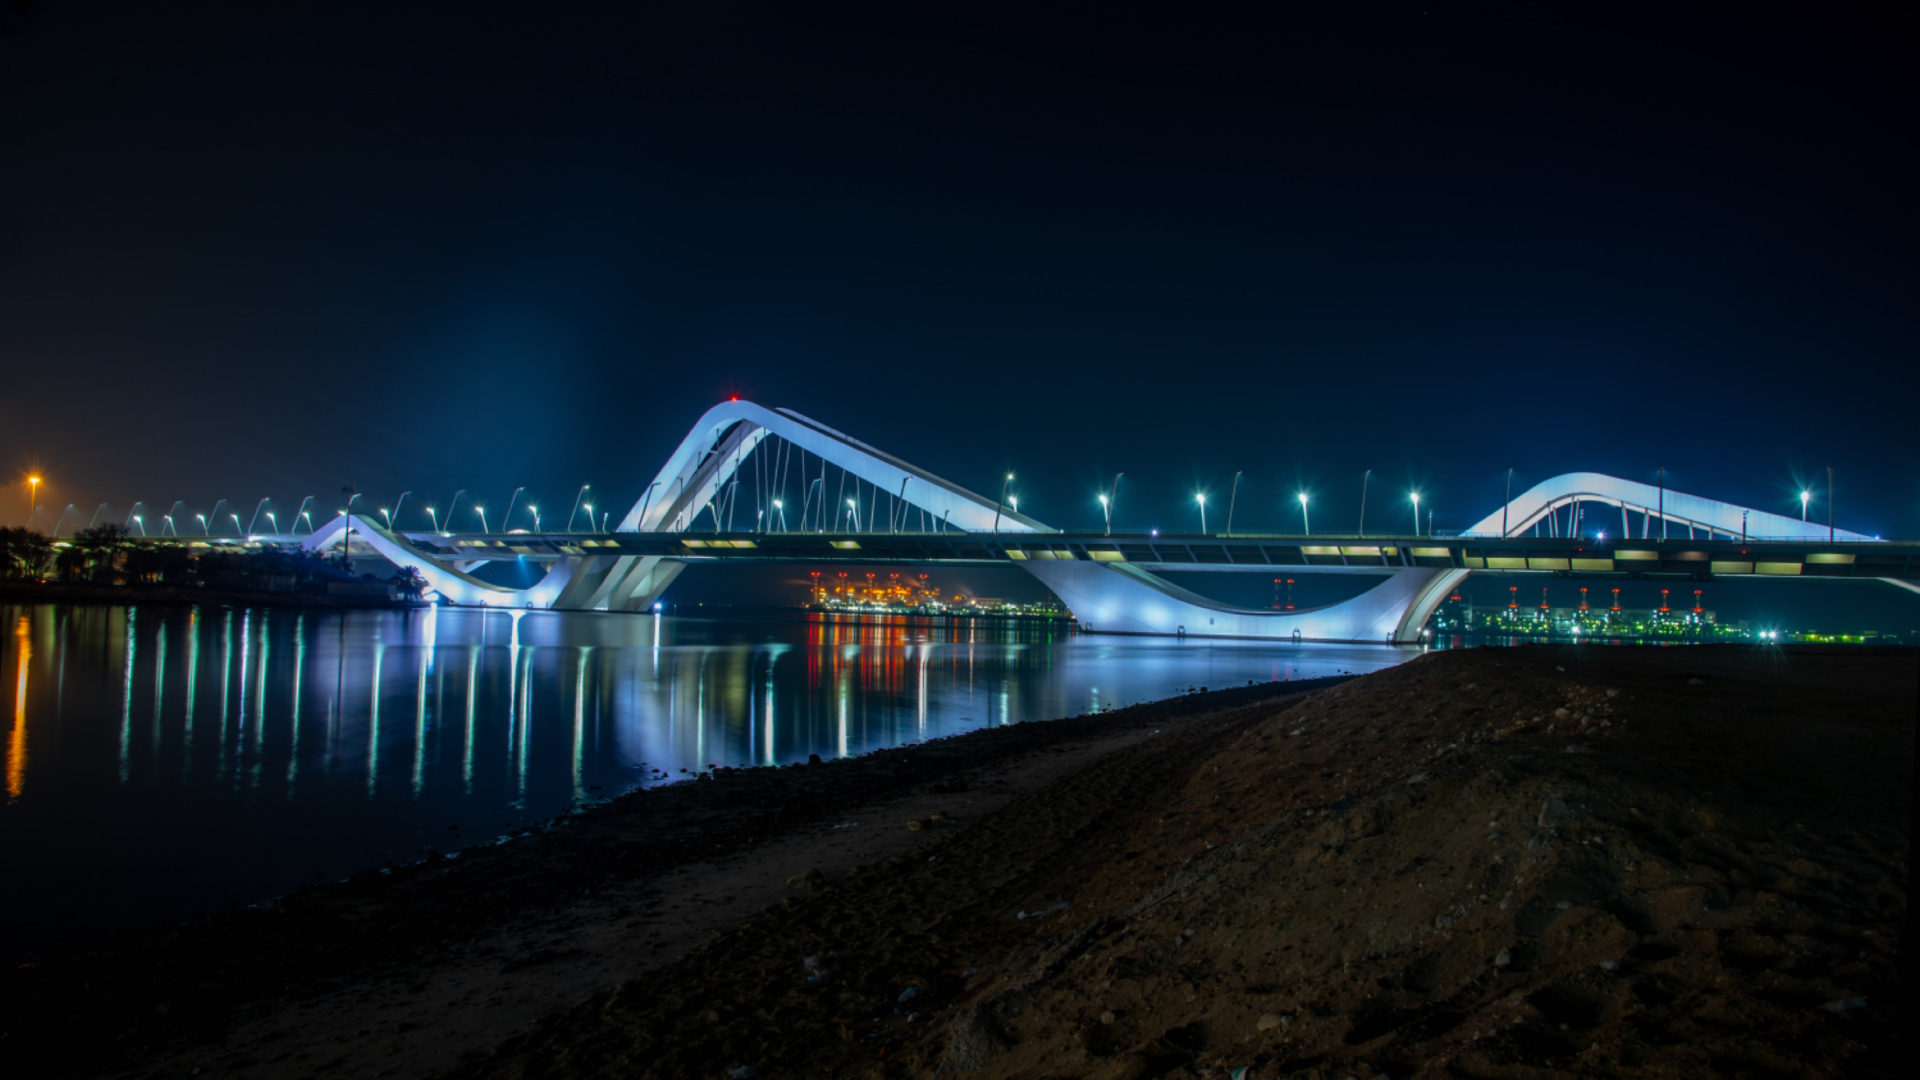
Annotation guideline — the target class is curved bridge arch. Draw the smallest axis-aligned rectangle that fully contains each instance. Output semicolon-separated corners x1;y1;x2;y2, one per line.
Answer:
1461;472;1872;542
617;400;1051;535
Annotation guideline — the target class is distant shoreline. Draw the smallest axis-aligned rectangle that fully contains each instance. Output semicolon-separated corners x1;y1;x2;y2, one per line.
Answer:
0;582;423;610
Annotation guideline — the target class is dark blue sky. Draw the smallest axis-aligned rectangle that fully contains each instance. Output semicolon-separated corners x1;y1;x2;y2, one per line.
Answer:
2;3;1915;539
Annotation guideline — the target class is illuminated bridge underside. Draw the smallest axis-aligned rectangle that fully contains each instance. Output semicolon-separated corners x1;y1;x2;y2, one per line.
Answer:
287;401;1904;638
1022;560;1463;644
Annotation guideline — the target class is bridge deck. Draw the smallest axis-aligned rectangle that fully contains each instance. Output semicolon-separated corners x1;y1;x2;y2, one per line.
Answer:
131;531;1919;581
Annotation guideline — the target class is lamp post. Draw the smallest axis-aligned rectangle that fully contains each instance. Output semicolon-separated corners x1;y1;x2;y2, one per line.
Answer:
1800;489;1810;522
846;497;859;532
1195;493;1207;534
1827;466;1834;542
1657;466;1666;540
1297;492;1310;536
87;503;107;530
1503;468;1513;536
379;508;392;530
993;473;1012;534
392;491;411;531
1410;492;1421;537
501;487;525;534
209;499;228;535
1109;473;1123;535
195;513;208;535
26;476;40;529
529;505;540;532
164;515;176;536
446;490;467;531
773;498;785;532
426;507;439;533
474;506;488;533
300;511;312;533
246;498;269;535
1226;472;1242;537
230;512;242;536
566;486;589;532
132;516;145;536
1358;469;1370;537
1098;494;1110;535
291;497;312;535
265;512;276;534
342;487;362;568
583;503;594;532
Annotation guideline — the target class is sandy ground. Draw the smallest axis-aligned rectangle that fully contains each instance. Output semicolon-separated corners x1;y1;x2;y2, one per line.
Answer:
434;645;1912;1080
4;676;1340;1079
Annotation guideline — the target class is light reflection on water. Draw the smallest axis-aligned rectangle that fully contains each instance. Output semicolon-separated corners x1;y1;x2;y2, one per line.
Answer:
0;603;1412;958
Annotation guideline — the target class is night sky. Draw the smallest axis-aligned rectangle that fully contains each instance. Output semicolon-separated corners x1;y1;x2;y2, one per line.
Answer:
3;4;1916;550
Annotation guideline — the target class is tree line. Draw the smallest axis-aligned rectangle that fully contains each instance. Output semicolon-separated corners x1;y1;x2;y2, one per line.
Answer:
0;525;425;598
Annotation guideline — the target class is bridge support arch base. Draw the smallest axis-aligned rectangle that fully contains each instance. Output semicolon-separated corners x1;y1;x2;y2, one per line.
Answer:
1017;561;1444;644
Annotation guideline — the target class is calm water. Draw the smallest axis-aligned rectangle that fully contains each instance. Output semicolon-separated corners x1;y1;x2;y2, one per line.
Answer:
0;603;1411;959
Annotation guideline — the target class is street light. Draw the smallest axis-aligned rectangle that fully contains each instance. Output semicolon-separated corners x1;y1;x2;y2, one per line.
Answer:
425;506;438;532
772;498;785;532
132;515;145;536
1195;493;1207;534
164;515;176;536
528;505;540;532
1297;492;1310;536
847;497;859;531
230;512;242;536
1226;471;1242;537
502;487;526;532
392;491;412;530
380;507;392;529
195;513;208;535
1800;490;1810;522
475;506;488;533
567;485;590;532
993;473;1013;534
1410;492;1421;537
265;512;276;534
1098;494;1110;535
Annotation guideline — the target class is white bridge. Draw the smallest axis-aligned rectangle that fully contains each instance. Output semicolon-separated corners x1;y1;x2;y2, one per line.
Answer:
295;400;1906;642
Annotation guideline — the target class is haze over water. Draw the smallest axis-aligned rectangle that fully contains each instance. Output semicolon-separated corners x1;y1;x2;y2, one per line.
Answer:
0;603;1412;959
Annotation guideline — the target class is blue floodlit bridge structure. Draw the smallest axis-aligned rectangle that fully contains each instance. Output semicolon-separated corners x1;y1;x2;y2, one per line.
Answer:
153;400;1920;642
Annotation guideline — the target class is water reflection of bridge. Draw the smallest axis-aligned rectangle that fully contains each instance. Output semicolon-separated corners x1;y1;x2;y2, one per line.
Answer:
135;399;1919;641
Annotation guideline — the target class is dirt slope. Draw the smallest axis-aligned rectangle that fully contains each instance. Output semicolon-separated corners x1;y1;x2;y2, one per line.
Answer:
450;646;1911;1080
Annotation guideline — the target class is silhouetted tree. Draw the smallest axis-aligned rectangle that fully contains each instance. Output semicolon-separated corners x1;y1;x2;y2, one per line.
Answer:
70;524;132;584
390;565;428;600
0;526;54;581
